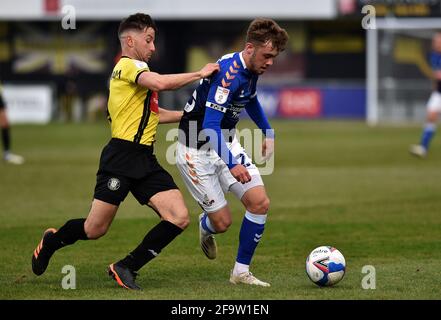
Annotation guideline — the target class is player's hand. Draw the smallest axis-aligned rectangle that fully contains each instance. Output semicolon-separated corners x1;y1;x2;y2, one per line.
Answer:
262;138;274;161
230;164;251;184
199;63;220;78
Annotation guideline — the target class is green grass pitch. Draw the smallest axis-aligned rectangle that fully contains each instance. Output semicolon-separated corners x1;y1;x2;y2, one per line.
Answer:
0;120;440;299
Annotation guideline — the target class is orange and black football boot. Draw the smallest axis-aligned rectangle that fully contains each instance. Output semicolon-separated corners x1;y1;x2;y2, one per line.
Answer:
108;261;142;290
31;228;57;276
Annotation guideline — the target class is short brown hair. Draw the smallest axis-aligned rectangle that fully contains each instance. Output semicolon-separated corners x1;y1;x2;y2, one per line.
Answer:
118;13;157;37
246;18;289;52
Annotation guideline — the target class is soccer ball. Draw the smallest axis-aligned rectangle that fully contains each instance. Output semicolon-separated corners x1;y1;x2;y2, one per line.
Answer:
306;246;346;287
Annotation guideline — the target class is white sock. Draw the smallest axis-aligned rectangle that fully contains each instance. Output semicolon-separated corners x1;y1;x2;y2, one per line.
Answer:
233;261;249;276
200;212;216;234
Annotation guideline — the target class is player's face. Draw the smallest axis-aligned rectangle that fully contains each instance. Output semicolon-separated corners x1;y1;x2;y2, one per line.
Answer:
133;27;156;62
248;41;279;75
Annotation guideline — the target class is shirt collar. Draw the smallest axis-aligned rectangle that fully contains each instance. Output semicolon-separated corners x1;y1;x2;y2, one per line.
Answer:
239;51;247;69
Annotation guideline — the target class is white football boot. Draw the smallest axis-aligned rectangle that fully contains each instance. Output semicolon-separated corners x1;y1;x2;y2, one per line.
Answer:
409;145;427;158
229;270;271;287
3;152;25;165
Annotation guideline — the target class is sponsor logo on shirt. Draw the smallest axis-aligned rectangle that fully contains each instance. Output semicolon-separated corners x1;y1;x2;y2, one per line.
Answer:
215;86;230;104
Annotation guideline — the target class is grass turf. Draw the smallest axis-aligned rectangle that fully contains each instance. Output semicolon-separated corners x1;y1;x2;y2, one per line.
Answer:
0;120;440;299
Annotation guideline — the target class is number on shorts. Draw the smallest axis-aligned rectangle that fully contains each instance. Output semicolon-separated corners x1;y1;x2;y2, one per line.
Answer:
237;152;251;167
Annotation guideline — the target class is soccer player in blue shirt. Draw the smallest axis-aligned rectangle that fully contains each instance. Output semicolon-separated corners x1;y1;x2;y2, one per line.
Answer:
410;32;441;158
177;18;288;286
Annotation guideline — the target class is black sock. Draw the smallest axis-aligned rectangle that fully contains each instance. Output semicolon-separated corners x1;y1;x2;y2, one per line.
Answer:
1;127;10;152
119;220;183;271
45;218;89;252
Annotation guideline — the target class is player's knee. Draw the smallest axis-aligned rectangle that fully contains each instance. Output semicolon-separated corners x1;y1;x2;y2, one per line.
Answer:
212;216;232;233
176;215;190;230
84;222;108;240
85;229;106;240
428;111;439;122
246;196;270;214
168;208;190;230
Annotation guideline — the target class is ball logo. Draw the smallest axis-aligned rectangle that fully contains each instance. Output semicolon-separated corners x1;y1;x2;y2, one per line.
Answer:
107;178;120;191
306;246;346;287
313;248;329;254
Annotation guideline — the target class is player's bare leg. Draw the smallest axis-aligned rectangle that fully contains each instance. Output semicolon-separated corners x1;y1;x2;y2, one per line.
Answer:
148;189;190;229
84;200;119;239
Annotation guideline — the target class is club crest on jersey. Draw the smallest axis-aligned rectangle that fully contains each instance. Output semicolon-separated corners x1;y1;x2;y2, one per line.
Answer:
107;178;120;191
134;60;148;70
202;194;215;207
215;86;230;105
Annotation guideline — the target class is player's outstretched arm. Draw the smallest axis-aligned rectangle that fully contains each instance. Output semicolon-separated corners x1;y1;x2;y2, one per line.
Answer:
158;107;183;124
137;63;219;91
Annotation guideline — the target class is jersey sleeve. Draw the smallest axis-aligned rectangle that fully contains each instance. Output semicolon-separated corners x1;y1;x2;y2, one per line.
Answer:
202;107;239;169
245;97;274;139
202;64;242;169
122;59;150;84
430;52;441;71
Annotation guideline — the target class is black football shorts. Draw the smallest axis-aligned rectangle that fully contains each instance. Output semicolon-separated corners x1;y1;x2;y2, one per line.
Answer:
93;138;178;206
94;168;178;206
0;93;5;110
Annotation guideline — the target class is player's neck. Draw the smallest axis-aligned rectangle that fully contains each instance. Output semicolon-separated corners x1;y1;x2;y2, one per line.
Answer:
120;49;143;62
121;50;135;60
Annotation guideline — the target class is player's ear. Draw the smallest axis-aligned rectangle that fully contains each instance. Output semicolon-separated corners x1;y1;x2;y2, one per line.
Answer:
126;35;134;48
244;42;255;55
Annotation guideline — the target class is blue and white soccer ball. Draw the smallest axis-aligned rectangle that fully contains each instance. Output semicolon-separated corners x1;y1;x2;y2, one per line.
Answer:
306;246;346;287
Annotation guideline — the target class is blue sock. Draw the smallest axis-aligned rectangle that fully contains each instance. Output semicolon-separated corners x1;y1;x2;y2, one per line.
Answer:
420;123;436;150
200;212;216;234
236;211;267;265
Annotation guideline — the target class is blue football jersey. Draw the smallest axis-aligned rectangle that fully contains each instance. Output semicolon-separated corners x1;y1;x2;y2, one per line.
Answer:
430;51;441;70
179;52;258;148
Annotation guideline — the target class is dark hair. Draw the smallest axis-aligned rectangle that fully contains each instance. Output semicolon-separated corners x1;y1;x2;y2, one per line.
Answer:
246;18;289;52
118;13;157;37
